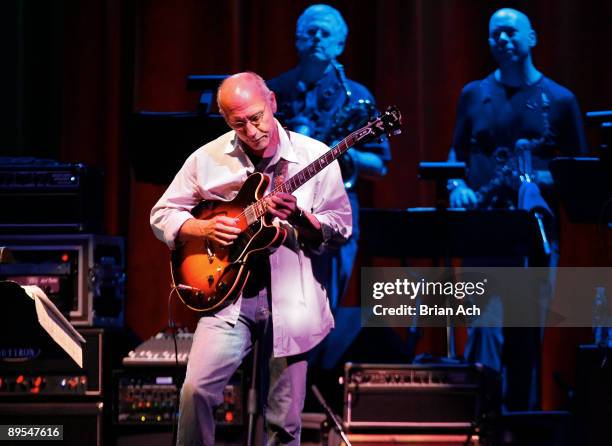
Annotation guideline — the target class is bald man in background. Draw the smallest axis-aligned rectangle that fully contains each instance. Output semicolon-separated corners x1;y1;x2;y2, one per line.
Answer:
448;8;586;410
151;72;351;445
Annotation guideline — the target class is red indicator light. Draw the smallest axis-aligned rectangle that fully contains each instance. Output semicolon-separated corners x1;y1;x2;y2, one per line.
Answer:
61;253;69;262
225;411;234;423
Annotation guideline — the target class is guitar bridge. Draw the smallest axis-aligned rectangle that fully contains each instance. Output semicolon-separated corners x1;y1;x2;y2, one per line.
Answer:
205;240;215;263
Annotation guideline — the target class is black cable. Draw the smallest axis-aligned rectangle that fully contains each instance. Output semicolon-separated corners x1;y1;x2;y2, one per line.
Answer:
595;198;612;369
597;197;612;262
463;424;475;446
167;286;181;446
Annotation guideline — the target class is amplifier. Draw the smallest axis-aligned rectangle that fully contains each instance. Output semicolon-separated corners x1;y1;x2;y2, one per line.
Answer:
340;433;479;445
343;363;500;433
113;367;244;426
0;329;104;398
123;331;193;366
0;161;104;233
0;234;125;326
0;402;103;446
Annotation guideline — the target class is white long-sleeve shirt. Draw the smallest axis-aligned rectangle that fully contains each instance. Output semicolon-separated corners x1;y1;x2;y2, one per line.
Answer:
150;120;352;357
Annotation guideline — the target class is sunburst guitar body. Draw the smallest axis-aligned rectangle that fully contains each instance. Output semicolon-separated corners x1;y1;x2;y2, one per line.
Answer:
171;173;286;312
170;106;402;312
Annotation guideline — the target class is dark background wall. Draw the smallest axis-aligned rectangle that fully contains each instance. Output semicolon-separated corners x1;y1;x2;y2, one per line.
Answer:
3;0;611;409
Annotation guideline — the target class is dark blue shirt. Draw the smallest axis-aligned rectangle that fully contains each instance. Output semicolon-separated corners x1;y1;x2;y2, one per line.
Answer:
452;73;586;192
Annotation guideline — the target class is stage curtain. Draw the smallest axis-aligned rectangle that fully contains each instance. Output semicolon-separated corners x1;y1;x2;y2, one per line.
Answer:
57;0;612;409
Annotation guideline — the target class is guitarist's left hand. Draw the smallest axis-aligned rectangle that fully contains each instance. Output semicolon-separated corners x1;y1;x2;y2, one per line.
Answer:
265;193;323;244
265;193;299;221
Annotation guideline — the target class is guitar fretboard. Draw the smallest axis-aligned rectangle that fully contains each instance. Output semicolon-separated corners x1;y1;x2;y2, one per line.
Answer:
244;130;366;221
241;105;400;224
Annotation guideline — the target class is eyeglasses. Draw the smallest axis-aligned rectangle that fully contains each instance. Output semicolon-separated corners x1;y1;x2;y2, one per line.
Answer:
229;103;267;132
298;26;332;40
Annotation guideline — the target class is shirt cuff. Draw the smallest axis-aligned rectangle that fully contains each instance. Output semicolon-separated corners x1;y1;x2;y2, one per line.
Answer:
163;211;194;250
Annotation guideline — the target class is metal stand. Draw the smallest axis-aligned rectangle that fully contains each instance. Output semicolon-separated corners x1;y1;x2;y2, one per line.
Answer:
360;207;540;361
419;162;466;358
246;338;259;446
311;385;352;446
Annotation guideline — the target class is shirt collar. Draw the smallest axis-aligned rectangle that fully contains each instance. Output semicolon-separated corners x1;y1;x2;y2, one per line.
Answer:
223;119;299;165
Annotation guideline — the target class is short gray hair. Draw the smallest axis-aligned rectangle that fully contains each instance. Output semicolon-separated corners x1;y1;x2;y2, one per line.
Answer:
296;4;348;42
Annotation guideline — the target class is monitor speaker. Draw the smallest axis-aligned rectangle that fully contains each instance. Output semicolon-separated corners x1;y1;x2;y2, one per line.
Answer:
0;402;102;445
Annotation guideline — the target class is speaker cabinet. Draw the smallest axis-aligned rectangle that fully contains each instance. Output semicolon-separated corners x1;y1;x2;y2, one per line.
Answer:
341;433;479;445
0;402;102;445
0;234;125;327
575;345;612;446
343;363;500;432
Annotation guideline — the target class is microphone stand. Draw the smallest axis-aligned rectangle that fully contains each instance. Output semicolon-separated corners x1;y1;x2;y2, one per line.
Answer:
311;385;352;446
517;140;552;257
246;338;259;446
247;305;270;446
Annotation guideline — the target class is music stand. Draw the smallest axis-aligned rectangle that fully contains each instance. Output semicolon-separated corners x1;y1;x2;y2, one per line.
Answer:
586;110;612;151
186;74;229;115
360;208;537;260
127;111;228;184
359;207;539;358
0;281;85;366
418;161;466;208
550;157;612;224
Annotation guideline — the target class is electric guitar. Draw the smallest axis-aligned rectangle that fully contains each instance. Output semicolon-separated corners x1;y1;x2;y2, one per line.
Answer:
171;106;402;312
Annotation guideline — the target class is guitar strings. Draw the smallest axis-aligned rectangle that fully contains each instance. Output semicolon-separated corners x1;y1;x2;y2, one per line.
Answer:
231;104;400;222
233;130;362;222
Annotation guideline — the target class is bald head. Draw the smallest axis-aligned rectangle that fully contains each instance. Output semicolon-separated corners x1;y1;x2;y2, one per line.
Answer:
217;72;272;116
489;8;532;31
488;8;537;66
216;72;279;154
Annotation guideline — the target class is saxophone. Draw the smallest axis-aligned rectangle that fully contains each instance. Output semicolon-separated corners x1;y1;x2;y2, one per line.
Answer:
284;61;378;190
328;62;377;189
476;90;554;209
475;140;536;209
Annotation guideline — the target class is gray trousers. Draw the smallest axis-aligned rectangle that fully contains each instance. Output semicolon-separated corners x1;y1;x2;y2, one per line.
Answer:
176;292;308;446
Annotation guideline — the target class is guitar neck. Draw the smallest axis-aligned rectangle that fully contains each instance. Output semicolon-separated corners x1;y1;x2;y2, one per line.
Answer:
244;133;358;221
244;105;400;221
275;132;359;195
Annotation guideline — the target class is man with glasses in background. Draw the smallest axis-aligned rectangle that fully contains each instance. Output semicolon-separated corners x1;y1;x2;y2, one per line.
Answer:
268;4;391;368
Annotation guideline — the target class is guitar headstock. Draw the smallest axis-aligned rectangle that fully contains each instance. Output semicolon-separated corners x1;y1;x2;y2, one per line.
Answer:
353;106;402;143
375;106;402;138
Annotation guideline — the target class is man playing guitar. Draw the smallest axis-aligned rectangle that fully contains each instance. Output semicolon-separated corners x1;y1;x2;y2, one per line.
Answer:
150;72;352;445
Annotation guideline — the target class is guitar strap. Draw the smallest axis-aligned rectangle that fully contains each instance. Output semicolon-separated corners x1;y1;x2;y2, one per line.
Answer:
244;133;289;298
272;128;292;190
273;158;289;190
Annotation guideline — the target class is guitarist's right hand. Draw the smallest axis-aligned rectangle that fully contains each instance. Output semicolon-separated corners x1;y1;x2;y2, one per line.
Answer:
178;216;241;246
